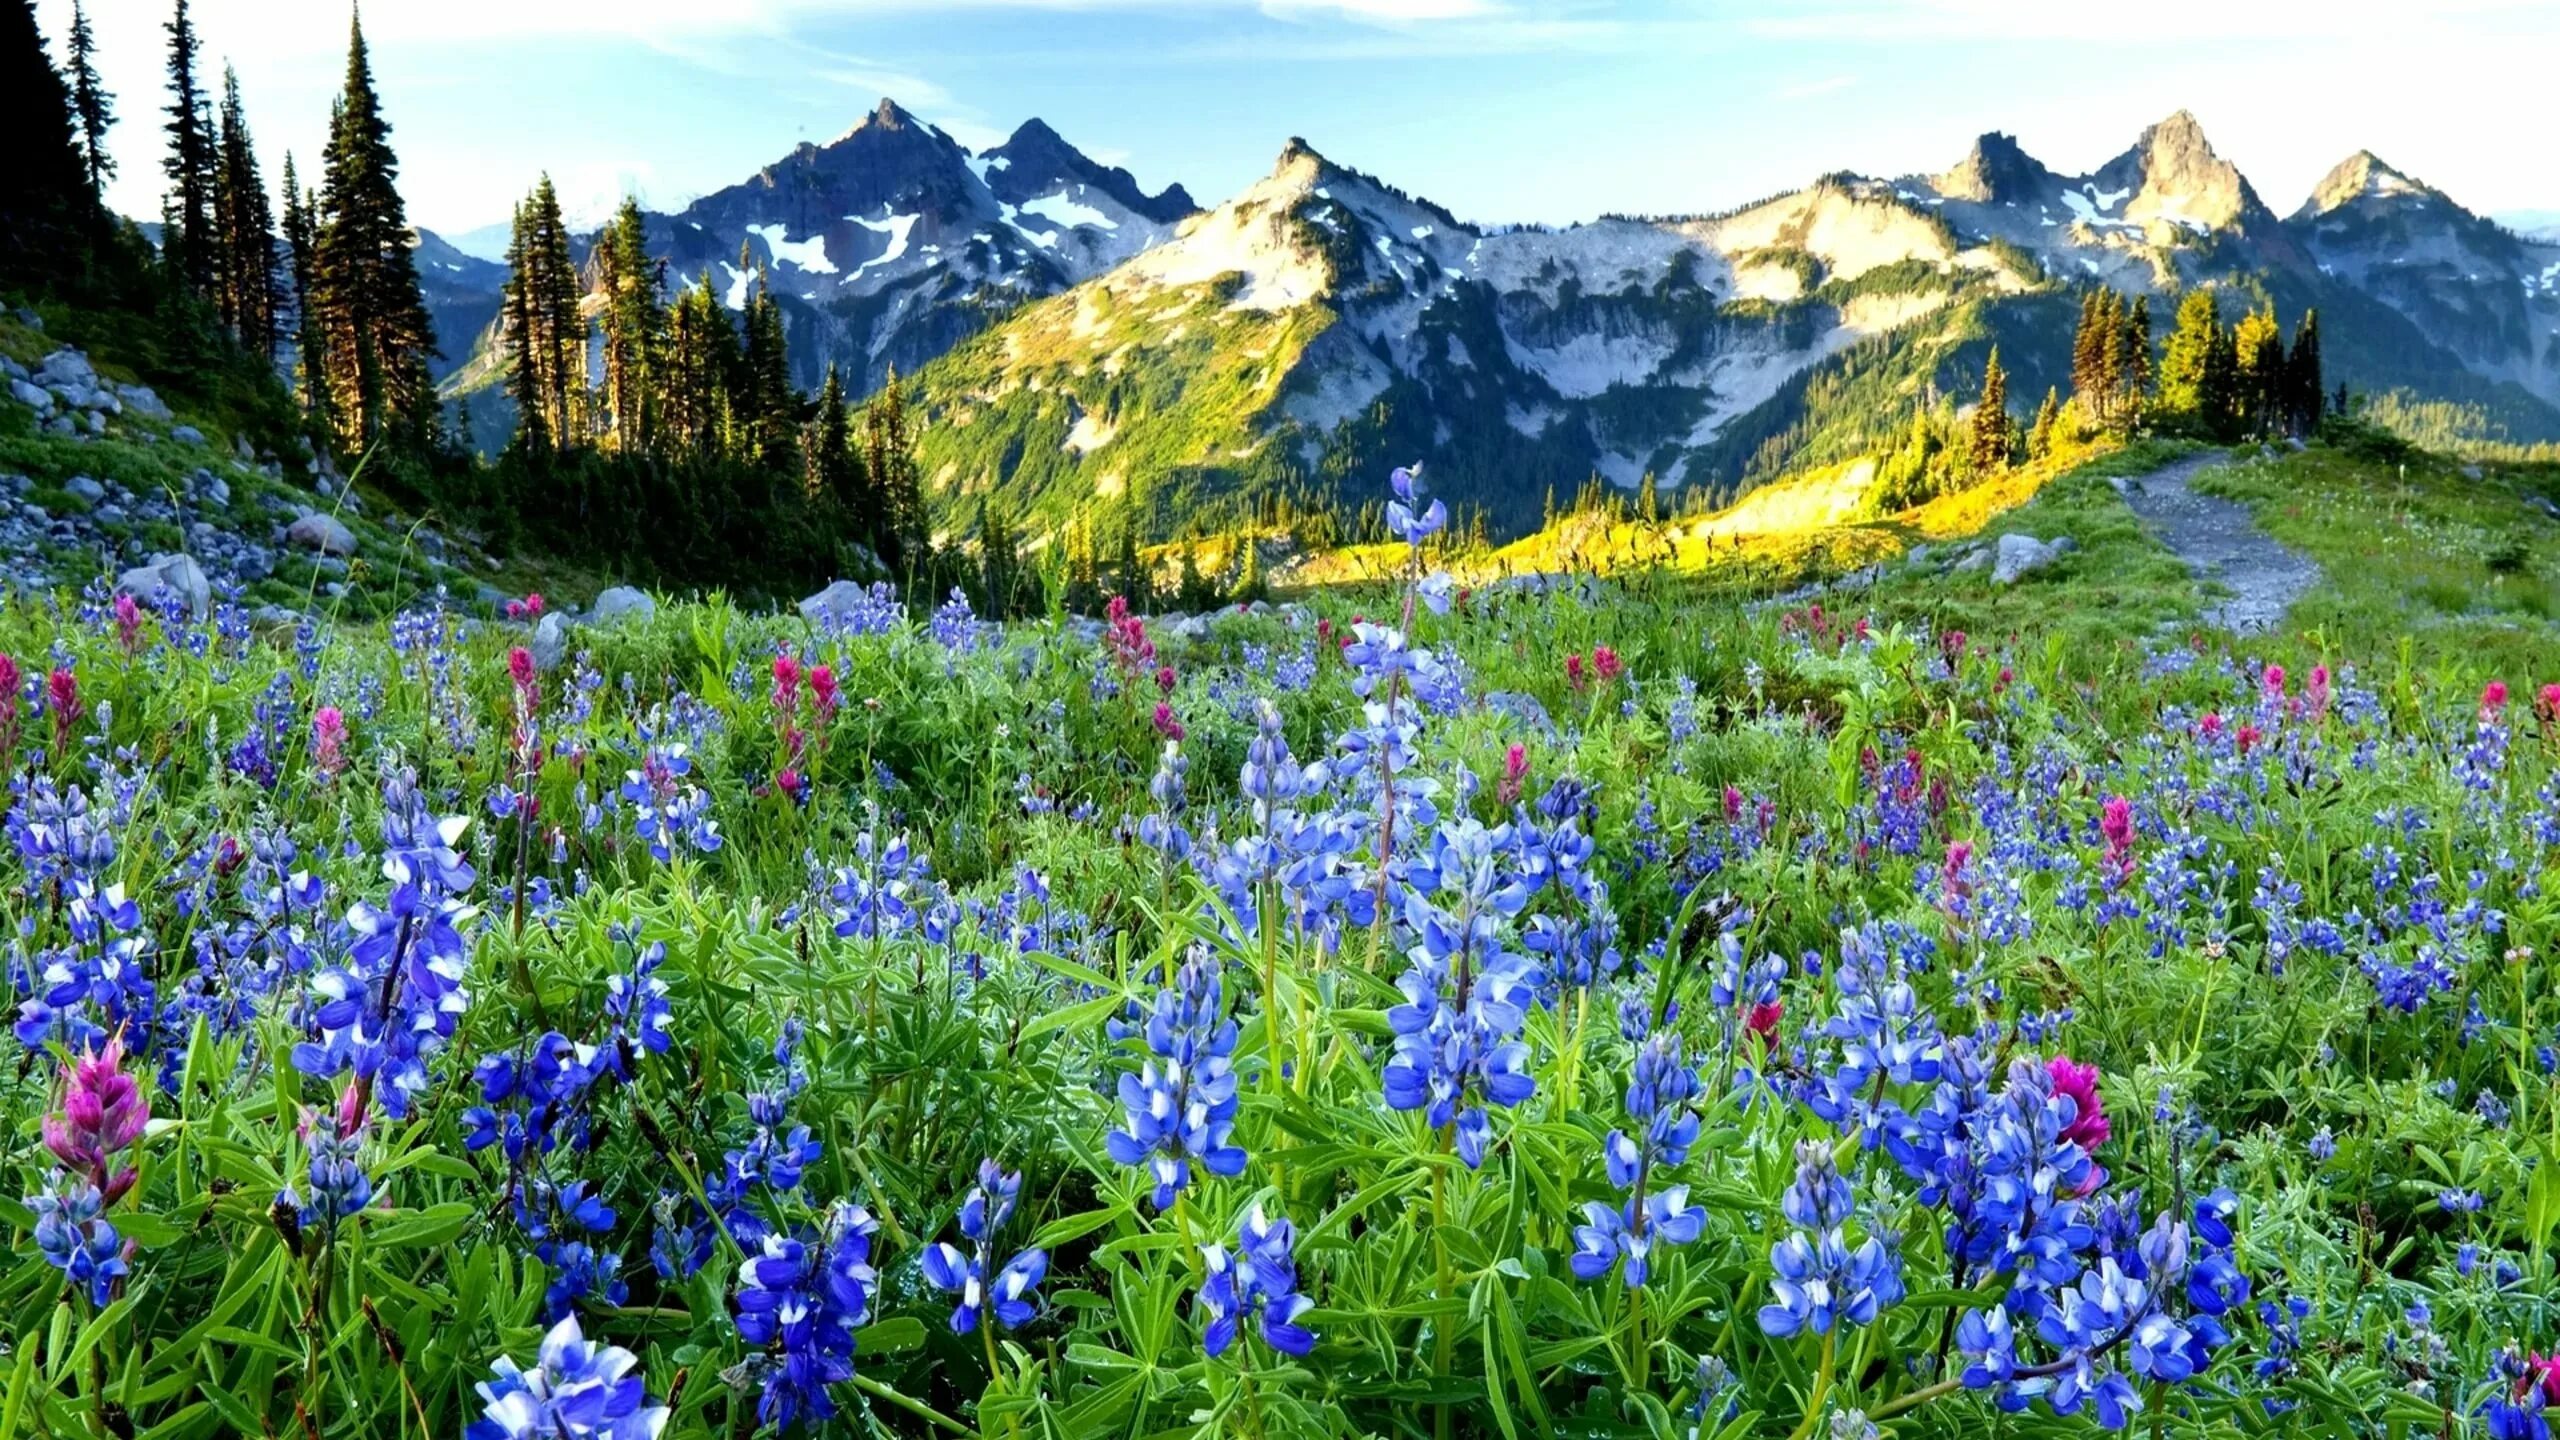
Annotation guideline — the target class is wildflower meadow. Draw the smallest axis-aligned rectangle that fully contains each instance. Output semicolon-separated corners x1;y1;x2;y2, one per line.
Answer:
5;462;2560;1440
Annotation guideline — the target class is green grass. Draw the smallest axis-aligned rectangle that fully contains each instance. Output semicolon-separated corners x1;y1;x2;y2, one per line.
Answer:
2196;444;2560;673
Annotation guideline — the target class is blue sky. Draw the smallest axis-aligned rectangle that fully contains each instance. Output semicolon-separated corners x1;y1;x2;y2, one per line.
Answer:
39;0;2560;240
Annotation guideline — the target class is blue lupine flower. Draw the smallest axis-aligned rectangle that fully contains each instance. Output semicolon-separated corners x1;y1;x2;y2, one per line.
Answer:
1384;820;1539;1167
465;1314;669;1440
1571;1031;1706;1287
29;1180;126;1306
1196;1204;1316;1358
1105;951;1245;1209
921;1159;1049;1333
1385;464;1447;547
620;744;721;862
829;829;931;944
287;771;476;1120
1757;1142;1903;1339
731;1202;879;1429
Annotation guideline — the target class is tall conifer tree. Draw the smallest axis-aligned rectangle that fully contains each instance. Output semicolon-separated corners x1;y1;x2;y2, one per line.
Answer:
1969;346;2012;474
311;9;438;452
595;198;662;454
66;0;114;204
161;0;219;297
0;0;89;289
2285;309;2325;436
2155;288;2223;433
213;65;280;358
279;154;328;423
501;175;586;450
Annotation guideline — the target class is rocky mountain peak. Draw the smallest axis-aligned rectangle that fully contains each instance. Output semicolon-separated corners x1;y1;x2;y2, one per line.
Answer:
2299;149;2434;217
2095;109;2267;235
1933;130;2054;204
983;118;1197;224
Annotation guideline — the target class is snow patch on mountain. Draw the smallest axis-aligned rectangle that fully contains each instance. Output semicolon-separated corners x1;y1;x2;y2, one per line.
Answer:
1021;189;1120;232
847;211;919;274
748;223;836;274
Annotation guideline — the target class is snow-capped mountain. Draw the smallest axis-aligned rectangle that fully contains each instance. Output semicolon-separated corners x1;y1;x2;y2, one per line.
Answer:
439;99;1194;405
438;102;2560;530
903;111;2560;539
907;136;2047;535
2286;151;2560;402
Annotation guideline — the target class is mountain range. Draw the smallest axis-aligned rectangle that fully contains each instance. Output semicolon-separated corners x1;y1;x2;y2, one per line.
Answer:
425;104;2560;537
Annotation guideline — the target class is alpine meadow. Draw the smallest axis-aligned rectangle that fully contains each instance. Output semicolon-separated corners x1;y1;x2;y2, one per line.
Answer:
7;2;2560;1439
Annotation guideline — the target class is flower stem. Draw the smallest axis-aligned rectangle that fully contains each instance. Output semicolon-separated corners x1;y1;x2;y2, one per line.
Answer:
1782;1329;1837;1440
1430;1128;1454;1440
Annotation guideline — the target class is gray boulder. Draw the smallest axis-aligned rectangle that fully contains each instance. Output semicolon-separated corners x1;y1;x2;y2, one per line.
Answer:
115;552;211;619
8;378;49;414
197;471;230;509
285;511;357;556
589;586;655;624
35;350;96;389
64;475;105;505
115;385;171;420
800;579;877;627
1991;533;2076;585
529;611;574;670
170;424;205;446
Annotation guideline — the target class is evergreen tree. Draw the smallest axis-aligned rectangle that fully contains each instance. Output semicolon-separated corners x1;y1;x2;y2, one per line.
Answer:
0;0;90;290
2232;308;2284;437
1968;346;2012;474
2154;288;2224;433
1115;523;1146;608
860;371;925;572
659;274;736;460
310;11;438;453
2284;309;2324;436
595;198;662;454
2199;316;2241;442
212;65;280;359
65;0;113;204
978;500;1022;616
2069;290;2105;414
1636;470;1659;525
2116;294;2152;425
1230;532;1266;603
280;154;326;423
501;176;585;451
804;363;856;505
2028;386;2061;460
161;0;219;298
738;255;796;468
500;200;547;451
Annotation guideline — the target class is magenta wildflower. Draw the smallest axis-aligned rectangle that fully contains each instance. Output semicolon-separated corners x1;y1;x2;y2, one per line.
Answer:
112;593;143;653
47;666;79;749
312;706;348;776
2099;795;2135;883
45;1035;150;1205
2044;1054;2110;1155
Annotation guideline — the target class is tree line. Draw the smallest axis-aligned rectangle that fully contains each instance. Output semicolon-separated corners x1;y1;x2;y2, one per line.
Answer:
4;0;943;603
466;177;934;595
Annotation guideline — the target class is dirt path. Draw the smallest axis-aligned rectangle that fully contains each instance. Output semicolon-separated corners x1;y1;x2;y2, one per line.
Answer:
2114;449;2320;633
